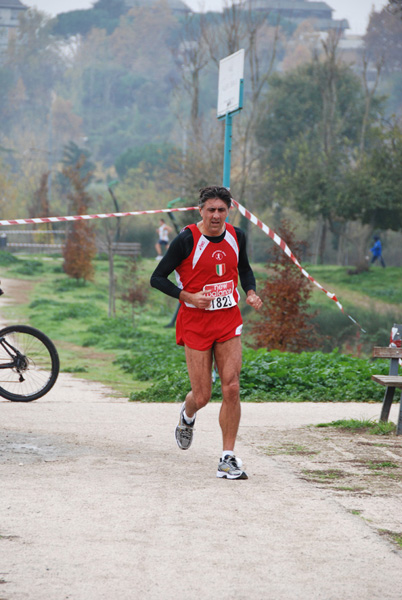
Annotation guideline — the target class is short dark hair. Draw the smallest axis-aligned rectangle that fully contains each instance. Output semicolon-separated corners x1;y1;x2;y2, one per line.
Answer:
198;186;232;209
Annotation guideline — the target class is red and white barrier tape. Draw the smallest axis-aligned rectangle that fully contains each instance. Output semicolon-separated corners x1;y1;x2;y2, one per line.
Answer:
231;199;366;333
0;199;365;331
0;206;198;227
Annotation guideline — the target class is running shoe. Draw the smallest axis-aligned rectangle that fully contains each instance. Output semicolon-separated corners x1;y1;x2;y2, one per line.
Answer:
217;455;248;480
175;402;195;450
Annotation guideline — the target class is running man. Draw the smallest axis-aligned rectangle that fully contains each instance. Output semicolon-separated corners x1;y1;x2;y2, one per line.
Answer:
150;186;262;480
155;219;172;260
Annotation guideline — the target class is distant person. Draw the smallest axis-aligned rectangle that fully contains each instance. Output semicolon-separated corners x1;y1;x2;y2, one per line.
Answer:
155;219;172;261
370;235;386;268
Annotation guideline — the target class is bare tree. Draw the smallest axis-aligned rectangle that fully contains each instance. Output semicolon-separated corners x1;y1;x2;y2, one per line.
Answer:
202;0;280;228
172;14;210;143
360;55;383;155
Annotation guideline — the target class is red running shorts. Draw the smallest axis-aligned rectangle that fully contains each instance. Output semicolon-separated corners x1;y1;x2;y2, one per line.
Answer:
176;305;243;351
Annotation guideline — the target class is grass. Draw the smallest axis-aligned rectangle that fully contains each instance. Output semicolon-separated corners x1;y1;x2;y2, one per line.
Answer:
264;443;318;456
315;418;397;435
0;252;401;401
305;265;402;306
380;530;402;548
0;253;163;398
335;486;364;492
367;461;399;470
302;469;345;482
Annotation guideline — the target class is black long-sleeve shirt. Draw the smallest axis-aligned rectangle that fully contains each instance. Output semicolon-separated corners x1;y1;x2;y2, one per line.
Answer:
150;226;256;299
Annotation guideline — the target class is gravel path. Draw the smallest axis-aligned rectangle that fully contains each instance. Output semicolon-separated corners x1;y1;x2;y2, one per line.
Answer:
1;375;402;600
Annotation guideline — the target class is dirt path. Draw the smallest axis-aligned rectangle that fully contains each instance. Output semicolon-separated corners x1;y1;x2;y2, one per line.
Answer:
1;382;402;600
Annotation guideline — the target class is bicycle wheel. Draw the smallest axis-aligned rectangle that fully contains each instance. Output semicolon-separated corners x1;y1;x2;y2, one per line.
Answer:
0;325;59;402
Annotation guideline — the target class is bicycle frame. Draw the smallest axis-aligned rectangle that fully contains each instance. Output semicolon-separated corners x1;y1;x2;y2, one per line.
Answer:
0;336;28;378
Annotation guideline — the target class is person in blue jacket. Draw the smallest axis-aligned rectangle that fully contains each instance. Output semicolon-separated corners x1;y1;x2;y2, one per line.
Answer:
370;236;386;267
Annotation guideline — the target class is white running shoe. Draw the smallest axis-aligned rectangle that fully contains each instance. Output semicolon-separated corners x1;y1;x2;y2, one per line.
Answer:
217;455;248;480
175;402;195;450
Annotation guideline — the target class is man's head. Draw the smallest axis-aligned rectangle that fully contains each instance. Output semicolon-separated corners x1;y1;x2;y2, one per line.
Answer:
198;186;232;210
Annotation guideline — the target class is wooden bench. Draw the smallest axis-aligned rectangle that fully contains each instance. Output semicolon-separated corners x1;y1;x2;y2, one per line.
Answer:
111;242;141;257
372;346;402;435
7;242;64;253
98;242;141;257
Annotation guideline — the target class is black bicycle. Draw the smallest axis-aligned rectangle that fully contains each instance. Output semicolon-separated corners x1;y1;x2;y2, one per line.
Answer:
0;290;59;402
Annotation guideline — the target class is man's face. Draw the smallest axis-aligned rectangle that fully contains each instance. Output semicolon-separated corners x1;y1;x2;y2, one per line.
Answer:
199;198;229;236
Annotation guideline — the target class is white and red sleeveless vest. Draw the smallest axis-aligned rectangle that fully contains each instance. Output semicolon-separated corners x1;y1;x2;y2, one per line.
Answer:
175;223;240;309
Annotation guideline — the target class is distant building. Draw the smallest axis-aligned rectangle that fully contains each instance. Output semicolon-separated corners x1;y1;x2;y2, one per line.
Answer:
125;0;191;14
238;0;349;33
0;0;27;53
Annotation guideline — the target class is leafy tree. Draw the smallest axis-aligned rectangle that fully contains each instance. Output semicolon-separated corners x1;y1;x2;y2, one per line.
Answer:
364;7;402;117
51;0;128;37
339;122;402;231
115;143;178;179
0;160;17;219
251;221;319;352
2;9;66;170
62;157;97;283
256;48;367;170
66;7;179;165
364;8;402;73
5;9;65;116
256;34;384;262
57;142;95;194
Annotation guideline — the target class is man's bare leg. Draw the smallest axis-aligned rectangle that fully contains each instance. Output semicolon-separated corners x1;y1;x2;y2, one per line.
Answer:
214;336;242;451
184;346;213;418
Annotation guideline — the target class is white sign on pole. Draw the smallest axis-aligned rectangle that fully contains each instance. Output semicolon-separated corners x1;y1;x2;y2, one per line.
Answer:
217;49;245;118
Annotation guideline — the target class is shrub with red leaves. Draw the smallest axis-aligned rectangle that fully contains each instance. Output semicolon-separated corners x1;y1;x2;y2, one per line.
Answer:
62;158;96;283
251;220;320;352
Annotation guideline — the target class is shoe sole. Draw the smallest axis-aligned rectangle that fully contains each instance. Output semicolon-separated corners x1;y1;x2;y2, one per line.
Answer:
216;470;248;480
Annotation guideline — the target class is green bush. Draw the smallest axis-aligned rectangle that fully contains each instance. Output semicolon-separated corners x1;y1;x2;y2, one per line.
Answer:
30;298;99;321
11;259;44;275
126;342;389;403
0;251;19;266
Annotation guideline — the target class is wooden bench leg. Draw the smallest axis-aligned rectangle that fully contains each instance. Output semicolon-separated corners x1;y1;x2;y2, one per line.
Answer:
380;386;396;423
397;391;402;436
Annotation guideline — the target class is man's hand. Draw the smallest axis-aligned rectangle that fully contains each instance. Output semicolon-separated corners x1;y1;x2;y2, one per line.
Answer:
180;290;212;310
246;290;262;311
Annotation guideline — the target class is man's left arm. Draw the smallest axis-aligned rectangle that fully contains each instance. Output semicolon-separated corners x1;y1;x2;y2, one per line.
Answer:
235;228;262;311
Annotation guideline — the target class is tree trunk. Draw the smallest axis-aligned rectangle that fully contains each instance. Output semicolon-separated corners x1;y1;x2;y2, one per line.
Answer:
108;247;115;318
336;221;348;265
318;218;327;264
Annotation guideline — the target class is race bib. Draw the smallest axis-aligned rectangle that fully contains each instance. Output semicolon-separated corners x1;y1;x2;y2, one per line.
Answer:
203;280;237;311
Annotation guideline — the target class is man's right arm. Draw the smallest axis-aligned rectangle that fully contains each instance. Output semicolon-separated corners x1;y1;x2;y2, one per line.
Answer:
150;230;192;299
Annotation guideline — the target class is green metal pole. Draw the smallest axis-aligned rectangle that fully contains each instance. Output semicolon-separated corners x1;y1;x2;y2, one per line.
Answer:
223;112;233;189
221;79;244;189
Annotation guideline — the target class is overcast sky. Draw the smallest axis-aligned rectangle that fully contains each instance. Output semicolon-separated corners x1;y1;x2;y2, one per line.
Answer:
23;0;389;35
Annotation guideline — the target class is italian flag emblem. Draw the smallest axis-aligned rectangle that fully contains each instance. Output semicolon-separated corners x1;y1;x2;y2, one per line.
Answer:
216;263;226;276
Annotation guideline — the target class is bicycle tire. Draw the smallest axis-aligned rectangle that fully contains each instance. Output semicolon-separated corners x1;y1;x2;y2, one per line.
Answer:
0;325;59;402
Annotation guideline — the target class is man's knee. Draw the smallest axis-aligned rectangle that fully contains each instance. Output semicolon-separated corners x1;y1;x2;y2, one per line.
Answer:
192;392;211;410
221;379;240;401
